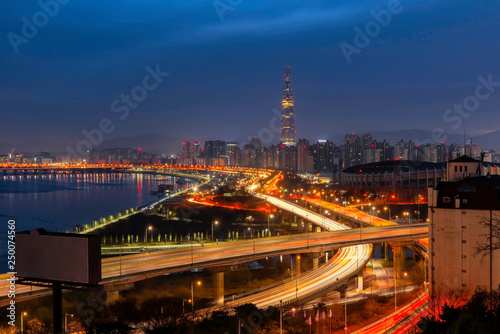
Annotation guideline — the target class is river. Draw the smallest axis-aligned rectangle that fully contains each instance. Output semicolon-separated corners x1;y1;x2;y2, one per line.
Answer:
0;172;197;273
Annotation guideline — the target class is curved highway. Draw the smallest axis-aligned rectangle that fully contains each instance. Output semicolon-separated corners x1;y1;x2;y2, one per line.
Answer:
0;179;427;313
0;223;426;307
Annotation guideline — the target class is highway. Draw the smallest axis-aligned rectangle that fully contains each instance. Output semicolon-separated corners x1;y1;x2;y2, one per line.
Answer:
225;244;366;309
251;182;431;332
0;223;426;307
1;166;431;332
304;197;398;227
352;290;429;334
1;176;428;320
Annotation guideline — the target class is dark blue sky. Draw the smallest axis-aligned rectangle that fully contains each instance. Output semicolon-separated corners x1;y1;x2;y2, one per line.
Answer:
1;0;500;155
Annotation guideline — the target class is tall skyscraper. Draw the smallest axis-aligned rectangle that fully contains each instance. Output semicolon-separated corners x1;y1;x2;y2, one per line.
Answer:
280;66;296;146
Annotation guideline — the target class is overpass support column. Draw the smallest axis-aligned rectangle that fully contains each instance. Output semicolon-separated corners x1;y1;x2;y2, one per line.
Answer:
309;252;321;269
336;284;346;299
106;290;120;304
212;265;233;305
393;245;404;279
214;271;224;305
356;270;364;291
296;254;302;276
313;257;319;269
384;242;390;261
104;283;134;304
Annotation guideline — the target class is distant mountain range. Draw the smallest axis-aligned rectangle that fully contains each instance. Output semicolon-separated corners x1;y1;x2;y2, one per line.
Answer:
96;134;181;155
1;134;181;156
3;129;499;156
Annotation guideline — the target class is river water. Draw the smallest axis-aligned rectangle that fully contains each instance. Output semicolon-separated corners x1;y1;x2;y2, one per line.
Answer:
0;173;197;273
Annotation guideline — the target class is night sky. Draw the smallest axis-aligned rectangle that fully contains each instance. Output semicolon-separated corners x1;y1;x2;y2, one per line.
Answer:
1;0;500;155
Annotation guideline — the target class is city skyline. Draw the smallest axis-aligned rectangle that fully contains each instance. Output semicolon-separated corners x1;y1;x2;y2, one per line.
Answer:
3;2;500;332
2;1;500;155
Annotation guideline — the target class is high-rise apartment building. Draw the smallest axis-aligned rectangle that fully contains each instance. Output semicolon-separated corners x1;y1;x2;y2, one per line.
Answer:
342;133;361;167
313;140;335;172
297;138;314;173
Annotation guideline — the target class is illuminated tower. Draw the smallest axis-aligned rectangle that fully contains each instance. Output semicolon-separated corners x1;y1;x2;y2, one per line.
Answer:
280;66;296;146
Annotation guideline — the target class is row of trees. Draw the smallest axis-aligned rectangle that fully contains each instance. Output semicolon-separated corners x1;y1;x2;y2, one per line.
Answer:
420;288;500;333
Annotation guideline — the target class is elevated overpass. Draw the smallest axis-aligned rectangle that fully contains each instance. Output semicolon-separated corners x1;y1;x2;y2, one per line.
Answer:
0;224;426;307
1;173;428;312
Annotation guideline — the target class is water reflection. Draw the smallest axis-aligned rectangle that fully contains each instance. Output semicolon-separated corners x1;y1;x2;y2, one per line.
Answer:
0;173;196;271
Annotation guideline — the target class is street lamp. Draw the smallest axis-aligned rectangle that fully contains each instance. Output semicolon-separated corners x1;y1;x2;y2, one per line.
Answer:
403;212;411;224
145;225;153;252
21;312;27;334
394;270;397;311
182;298;192;315
280;300;283;334
191;280;202;313
384;206;391;221
323;210;329;230
212;220;219;243
267;214;274;238
344;291;348;334
295;273;299;299
65;313;74;333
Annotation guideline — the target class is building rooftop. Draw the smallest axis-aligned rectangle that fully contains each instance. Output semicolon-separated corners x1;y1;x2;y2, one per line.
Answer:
434;175;500;210
450;155;482;163
342;160;446;174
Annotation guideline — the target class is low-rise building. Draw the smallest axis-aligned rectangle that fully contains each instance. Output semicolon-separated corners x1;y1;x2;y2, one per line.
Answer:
428;158;500;297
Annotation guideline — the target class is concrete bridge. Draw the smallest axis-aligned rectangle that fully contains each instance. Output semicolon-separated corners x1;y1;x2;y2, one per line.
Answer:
0;166;208;182
0;223;426;307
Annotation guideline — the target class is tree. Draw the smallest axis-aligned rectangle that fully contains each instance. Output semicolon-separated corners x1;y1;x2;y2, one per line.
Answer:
254;319;284;334
473;213;500;259
137;297;182;332
26;318;48;334
420;288;500;333
0;327;16;334
82;298;139;334
195;310;237;334
364;297;381;317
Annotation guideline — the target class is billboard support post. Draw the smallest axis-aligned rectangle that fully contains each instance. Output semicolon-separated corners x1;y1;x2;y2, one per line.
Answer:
53;283;62;334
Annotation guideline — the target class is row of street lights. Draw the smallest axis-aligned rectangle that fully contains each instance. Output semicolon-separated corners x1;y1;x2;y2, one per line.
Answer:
144;219;221;252
142;212;276;256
